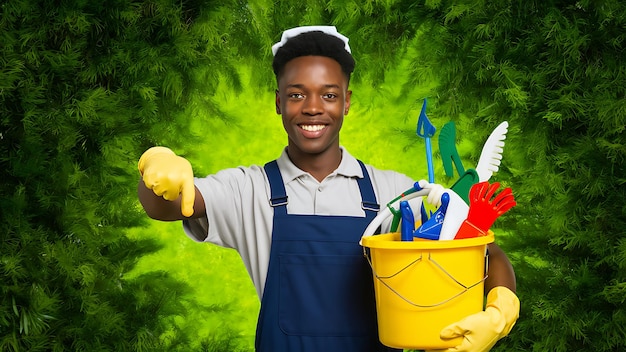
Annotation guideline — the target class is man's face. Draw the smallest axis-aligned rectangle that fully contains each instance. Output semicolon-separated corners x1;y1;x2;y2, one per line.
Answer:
276;55;351;158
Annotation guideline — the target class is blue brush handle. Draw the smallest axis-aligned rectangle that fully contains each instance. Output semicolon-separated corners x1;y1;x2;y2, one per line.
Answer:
425;138;434;183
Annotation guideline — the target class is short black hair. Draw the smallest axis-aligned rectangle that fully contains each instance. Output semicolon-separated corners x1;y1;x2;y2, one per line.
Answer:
272;31;355;82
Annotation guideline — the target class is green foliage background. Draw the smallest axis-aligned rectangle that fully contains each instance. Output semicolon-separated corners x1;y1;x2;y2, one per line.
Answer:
2;0;625;351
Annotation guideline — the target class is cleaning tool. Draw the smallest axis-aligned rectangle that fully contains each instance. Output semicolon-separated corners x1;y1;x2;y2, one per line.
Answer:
476;121;508;182
438;121;479;204
416;99;438;219
454;181;516;239
387;182;424;233
400;201;415;241
387;181;445;233
416;99;437;183
438;121;465;178
437;190;470;241
450;169;479;205
414;192;449;240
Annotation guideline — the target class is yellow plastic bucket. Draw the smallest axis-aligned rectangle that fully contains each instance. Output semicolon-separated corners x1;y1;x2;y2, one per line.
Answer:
361;232;494;350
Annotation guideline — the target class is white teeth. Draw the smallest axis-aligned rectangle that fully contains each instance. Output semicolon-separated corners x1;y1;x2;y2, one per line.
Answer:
300;125;325;132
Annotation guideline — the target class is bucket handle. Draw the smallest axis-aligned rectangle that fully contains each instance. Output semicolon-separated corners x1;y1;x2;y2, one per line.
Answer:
363;247;489;308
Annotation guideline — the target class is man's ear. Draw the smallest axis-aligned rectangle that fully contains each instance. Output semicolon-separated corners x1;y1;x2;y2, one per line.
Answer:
275;90;281;114
344;90;352;115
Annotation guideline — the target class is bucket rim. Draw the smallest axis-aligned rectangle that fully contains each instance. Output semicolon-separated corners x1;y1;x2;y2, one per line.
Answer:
361;231;494;249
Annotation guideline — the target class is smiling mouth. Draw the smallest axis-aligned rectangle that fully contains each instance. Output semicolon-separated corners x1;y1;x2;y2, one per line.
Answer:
299;124;326;132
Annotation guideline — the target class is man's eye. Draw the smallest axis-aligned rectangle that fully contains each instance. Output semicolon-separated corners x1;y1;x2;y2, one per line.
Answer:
289;93;304;99
323;93;337;99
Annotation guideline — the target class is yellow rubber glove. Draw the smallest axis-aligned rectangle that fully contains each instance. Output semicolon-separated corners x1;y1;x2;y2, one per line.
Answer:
138;146;196;217
426;286;520;352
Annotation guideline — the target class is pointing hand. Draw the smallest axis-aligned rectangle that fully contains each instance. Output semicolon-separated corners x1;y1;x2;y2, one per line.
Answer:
138;147;195;217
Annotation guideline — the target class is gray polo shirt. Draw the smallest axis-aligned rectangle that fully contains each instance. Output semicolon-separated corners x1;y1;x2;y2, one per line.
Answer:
183;147;414;298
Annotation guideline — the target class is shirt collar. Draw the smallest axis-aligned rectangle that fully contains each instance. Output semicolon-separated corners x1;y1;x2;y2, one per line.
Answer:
276;146;364;183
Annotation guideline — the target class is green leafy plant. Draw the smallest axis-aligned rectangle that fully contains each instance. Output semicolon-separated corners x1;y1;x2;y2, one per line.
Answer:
0;0;252;350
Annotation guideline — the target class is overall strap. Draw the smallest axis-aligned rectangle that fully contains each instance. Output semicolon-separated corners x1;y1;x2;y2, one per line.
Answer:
264;159;380;216
356;160;380;215
264;160;288;215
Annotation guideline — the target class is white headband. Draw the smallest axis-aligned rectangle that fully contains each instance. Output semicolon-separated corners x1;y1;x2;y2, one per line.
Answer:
271;25;351;56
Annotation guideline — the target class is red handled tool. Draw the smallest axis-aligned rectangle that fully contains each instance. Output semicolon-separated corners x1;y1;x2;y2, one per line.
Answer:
455;181;516;239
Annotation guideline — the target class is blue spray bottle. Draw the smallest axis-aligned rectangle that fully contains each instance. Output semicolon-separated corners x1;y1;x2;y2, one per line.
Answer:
415;192;450;240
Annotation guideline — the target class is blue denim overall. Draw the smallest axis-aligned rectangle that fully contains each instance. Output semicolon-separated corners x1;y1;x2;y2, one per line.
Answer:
256;160;400;351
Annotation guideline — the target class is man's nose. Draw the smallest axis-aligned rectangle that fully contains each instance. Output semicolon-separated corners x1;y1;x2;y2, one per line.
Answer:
302;95;323;115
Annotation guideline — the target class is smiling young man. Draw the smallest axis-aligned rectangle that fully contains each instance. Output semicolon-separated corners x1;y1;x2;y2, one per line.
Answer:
137;26;520;352
276;54;348;181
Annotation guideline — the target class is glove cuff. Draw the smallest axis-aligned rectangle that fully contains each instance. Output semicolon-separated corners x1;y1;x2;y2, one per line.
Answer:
138;146;176;175
486;286;520;338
